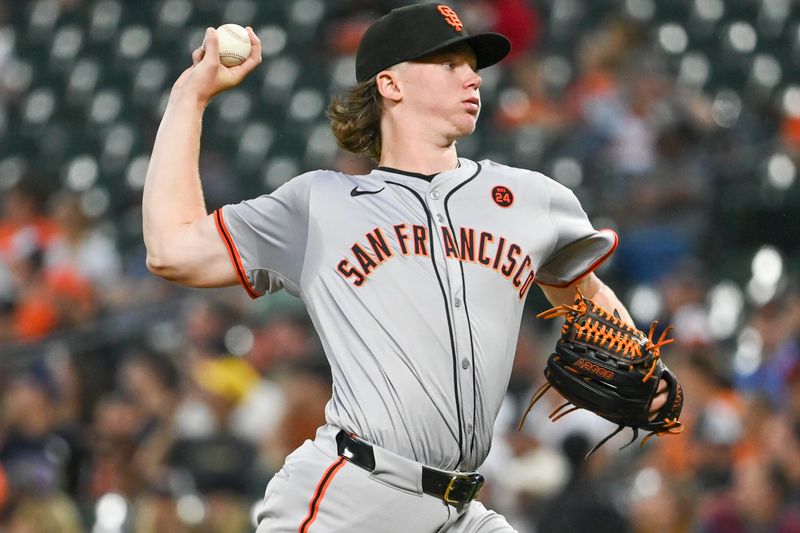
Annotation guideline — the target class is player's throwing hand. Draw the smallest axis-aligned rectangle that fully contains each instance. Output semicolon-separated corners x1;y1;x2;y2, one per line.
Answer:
172;26;262;106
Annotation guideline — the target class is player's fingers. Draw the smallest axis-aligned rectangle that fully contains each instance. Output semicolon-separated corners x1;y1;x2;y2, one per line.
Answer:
650;391;667;411
246;26;263;63
648;379;669;415
191;46;204;66
201;27;220;66
227;26;262;76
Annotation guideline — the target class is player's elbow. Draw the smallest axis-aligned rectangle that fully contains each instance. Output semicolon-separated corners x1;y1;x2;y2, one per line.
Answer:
145;250;185;282
143;220;235;288
146;251;170;278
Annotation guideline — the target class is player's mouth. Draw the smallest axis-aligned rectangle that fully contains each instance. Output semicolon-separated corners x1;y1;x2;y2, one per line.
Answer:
464;97;480;114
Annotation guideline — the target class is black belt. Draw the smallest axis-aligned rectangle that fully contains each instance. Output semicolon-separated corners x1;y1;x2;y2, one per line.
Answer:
335;430;484;506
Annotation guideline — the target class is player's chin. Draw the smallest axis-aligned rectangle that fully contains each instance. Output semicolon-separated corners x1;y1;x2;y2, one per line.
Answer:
454;114;479;137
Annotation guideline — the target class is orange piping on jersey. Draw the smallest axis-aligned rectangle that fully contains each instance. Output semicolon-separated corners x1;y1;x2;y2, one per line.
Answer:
299;457;347;532
213;209;259;299
535;229;619;288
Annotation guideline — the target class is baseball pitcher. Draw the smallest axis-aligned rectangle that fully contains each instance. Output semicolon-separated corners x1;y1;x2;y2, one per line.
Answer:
142;3;674;531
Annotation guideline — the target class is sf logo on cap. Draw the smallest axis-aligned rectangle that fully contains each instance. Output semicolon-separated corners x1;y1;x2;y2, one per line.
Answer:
437;5;463;32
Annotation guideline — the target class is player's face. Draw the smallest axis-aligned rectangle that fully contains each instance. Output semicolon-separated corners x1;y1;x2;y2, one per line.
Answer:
399;44;482;140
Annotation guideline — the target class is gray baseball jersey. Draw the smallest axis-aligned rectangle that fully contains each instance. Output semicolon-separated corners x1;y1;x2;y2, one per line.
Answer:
215;157;616;472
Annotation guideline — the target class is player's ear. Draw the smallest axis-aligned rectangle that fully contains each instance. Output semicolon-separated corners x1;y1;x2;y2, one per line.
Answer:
375;68;403;103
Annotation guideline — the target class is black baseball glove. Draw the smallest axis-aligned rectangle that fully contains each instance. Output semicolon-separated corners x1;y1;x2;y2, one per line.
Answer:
518;289;684;457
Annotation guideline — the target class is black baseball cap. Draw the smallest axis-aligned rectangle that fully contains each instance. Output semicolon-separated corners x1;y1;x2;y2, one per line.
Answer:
355;3;511;83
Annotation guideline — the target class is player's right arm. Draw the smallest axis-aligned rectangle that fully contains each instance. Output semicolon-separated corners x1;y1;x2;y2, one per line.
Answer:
142;27;262;287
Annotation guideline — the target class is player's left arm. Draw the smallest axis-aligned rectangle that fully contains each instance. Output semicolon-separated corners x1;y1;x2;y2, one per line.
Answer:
539;272;633;326
540;273;668;413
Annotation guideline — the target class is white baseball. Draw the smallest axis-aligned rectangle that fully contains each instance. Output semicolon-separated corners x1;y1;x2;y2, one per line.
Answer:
215;23;252;67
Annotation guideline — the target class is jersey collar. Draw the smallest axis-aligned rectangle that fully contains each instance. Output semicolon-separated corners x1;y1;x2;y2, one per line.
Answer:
371;158;476;187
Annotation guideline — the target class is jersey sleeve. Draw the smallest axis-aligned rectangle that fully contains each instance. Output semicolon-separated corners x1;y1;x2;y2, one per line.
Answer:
535;178;618;287
213;173;313;298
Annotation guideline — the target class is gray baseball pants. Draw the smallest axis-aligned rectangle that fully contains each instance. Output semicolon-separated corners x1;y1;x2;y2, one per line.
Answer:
253;424;516;532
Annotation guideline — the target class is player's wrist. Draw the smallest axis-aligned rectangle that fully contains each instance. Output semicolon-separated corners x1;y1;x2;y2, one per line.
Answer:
169;85;212;111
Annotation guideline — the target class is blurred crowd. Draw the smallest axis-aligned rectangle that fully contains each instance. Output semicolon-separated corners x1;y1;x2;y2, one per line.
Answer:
2;0;800;532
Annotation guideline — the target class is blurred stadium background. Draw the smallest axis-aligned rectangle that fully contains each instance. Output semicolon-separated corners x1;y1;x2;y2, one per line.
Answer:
1;0;800;531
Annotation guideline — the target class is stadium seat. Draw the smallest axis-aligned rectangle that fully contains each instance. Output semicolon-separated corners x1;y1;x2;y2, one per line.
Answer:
22;87;57;127
116;25;153;65
0;156;27;190
261;55;302;107
130;59;169;108
261;155;300;192
155;0;193;31
49;25;84;68
686;0;724;47
285;0;327;44
63;153;99;192
287;88;326;123
100;122;137;177
64;58;102;109
2;58;36;102
303;121;338;169
746;53;783;97
757;0;791;42
86;0;122;43
27;0;62;43
213;90;254;145
257;25;289;58
222;0;258;28
236;121;274;172
88;88;124;127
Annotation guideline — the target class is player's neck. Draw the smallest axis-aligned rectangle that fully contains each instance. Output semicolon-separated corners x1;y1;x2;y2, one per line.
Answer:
379;126;459;175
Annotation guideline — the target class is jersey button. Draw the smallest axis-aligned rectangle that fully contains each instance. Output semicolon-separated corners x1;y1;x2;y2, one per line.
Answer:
461;358;470;369
466;424;473;435
430;190;440;200
454;297;462;307
436;214;444;223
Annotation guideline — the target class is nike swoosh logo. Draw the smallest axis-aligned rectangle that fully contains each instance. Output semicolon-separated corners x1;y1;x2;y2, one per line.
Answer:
350;186;385;197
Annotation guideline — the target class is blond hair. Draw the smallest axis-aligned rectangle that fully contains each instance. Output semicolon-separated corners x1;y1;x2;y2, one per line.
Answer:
326;78;383;162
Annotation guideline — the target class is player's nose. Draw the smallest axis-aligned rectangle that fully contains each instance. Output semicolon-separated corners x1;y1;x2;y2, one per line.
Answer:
465;68;481;90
